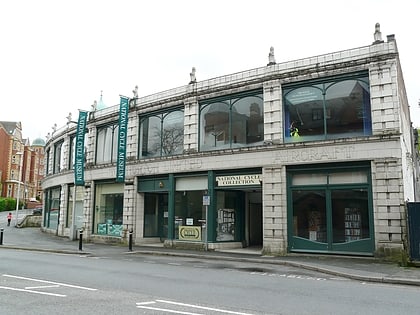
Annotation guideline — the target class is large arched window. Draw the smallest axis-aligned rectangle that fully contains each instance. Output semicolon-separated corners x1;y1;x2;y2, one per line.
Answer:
96;123;119;164
139;109;184;158
199;90;263;151
284;73;371;142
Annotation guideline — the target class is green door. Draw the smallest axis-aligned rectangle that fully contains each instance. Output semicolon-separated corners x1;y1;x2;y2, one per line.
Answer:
144;193;168;241
288;167;374;255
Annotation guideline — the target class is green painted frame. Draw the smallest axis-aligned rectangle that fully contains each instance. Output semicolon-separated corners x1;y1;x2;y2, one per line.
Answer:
286;163;375;255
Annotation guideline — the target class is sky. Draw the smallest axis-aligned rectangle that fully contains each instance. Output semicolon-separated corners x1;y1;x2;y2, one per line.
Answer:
1;0;419;142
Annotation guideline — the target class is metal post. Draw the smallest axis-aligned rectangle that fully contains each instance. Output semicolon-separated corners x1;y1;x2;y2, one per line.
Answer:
14;152;23;227
78;229;83;251
128;230;133;251
0;228;3;245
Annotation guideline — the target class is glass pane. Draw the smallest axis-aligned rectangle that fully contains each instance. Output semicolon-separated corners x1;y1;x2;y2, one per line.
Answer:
94;184;124;236
292;173;327;185
162;111;184;156
292;190;327;243
329;171;368;184
200;102;230;151
232;95;264;146
140;116;161;157
332;189;369;243
97;126;114;163
216;191;238;242
111;125;119;162
284;86;324;141
48;188;61;230
144;194;159;237
325;79;371;138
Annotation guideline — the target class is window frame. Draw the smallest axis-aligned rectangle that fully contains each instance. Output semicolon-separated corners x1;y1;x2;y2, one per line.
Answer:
283;72;371;142
96;123;119;164
199;89;264;151
138;107;185;159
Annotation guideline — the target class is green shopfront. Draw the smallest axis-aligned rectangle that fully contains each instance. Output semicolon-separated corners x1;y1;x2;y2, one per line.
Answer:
138;169;263;248
287;162;374;255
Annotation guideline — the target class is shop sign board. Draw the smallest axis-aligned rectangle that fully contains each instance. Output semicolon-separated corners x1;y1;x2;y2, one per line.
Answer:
216;174;262;187
179;226;201;241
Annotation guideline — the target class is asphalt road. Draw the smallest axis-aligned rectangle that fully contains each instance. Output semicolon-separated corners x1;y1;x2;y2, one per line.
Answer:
1;248;420;315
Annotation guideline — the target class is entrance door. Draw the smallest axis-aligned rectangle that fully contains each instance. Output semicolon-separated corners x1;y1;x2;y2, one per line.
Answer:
144;193;168;241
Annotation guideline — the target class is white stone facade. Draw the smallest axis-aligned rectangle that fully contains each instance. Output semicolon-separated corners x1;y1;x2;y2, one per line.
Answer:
42;36;418;257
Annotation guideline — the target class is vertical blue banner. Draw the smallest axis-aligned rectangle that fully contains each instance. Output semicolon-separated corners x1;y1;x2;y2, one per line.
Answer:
74;110;88;186
116;96;129;182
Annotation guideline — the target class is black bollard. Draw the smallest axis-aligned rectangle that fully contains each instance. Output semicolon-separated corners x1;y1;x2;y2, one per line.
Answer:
79;229;83;251
128;230;133;251
0;228;3;245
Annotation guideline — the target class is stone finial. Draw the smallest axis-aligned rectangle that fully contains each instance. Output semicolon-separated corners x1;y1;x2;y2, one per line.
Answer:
52;123;57;133
189;67;196;84
46;132;50;141
66;112;72;124
267;46;276;65
133;85;138;98
373;23;383;43
91;100;97;112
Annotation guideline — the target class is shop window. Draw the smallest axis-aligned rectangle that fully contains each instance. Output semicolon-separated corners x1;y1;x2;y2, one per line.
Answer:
66;185;84;229
288;165;373;254
284;73;371;142
139;109;184;158
93;183;124;236
199;90;263;151
96;124;119;164
216;191;239;242
45;187;61;230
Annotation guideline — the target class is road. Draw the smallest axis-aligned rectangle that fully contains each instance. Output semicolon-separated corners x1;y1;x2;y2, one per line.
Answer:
1;248;420;314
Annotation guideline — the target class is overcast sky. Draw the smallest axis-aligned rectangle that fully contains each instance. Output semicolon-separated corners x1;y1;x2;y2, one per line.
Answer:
1;0;419;141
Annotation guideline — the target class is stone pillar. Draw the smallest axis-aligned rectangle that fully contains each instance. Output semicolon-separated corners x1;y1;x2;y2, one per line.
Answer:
263;80;282;144
371;158;405;256
262;166;287;255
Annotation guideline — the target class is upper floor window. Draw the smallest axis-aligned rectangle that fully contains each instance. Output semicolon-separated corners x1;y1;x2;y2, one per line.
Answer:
139;109;184;158
46;148;51;175
96;123;119;164
53;141;65;173
199;90;264;151
283;73;371;142
69;136;75;170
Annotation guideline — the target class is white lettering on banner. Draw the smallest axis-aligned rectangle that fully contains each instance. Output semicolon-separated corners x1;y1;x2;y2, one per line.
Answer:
216;174;262;187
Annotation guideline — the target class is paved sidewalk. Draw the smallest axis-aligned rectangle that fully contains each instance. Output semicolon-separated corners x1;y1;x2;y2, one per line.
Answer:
1;219;420;287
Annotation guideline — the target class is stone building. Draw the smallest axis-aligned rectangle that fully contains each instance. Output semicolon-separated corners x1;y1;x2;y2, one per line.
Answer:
42;27;418;257
0;121;45;204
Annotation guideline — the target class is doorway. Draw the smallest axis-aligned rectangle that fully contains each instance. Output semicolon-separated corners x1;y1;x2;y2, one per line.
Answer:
144;193;168;241
248;192;262;247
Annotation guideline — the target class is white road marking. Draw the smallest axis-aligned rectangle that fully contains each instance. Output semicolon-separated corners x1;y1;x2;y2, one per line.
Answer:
136;301;156;305
25;285;60;289
3;274;97;291
157;299;255;315
0;286;66;297
136;305;201;315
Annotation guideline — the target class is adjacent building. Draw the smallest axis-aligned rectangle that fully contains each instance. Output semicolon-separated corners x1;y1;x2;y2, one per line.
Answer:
0;121;45;205
42;26;419;257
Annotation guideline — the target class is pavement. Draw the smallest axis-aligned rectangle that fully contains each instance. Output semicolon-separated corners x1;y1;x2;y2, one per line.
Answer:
1;212;420;287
